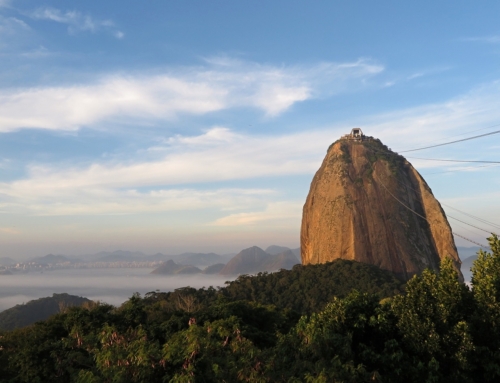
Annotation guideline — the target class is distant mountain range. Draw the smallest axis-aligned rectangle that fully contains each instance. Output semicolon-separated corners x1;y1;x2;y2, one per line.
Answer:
29;254;79;264
150;260;226;275
220;246;300;275
455;246;483;283
4;245;478;275
458;247;481;271
20;245;299;268
22;250;232;266
150;245;301;276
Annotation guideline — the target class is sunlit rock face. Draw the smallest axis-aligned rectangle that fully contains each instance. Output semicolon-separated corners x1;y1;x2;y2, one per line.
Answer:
300;134;463;282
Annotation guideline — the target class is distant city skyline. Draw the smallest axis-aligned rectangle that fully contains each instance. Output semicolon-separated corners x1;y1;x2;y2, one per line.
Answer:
1;1;499;258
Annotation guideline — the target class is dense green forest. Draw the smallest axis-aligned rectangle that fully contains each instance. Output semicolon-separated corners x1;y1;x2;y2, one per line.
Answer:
0;236;499;382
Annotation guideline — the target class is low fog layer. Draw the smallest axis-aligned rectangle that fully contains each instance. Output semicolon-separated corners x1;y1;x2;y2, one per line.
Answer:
0;269;234;312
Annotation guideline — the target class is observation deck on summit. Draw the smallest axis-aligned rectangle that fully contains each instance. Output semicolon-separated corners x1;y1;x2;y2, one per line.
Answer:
341;128;365;141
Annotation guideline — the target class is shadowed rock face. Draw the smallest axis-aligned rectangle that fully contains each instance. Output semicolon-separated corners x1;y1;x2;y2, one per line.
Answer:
301;137;463;281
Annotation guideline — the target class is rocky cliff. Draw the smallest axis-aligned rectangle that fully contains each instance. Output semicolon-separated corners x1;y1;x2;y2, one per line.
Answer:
301;135;463;281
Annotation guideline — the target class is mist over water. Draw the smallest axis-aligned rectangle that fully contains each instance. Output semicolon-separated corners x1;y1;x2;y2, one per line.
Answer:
0;259;475;313
0;269;235;312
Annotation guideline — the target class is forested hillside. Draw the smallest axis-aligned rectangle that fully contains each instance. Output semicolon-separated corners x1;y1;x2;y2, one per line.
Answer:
0;293;92;331
221;259;404;313
0;236;499;382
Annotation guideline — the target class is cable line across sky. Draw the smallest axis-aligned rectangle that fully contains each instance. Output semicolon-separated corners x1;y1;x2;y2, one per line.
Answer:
406;157;500;164
399;122;500;149
377;177;490;249
421;164;500;176
351;139;498;247
397;129;500;153
440;203;500;230
382;166;500;235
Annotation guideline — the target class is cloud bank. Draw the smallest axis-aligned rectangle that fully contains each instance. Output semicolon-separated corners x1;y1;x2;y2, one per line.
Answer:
2;80;500;219
0;58;383;132
30;7;124;38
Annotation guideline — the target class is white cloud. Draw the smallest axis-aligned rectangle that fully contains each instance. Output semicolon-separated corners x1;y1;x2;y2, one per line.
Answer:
0;58;383;132
211;202;302;227
0;14;29;35
0;14;31;52
0;187;275;216
19;45;50;58
407;72;424;80
463;35;500;44
30;7;123;37
0;125;335;217
0;127;328;201
420;164;500;177
364;81;500;153
2;79;500;218
0;75;227;131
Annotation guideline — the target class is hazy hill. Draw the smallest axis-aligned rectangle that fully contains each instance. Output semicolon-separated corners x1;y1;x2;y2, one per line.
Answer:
0;257;16;265
262;249;300;271
173;252;231;266
151;246;300;275
150;260;202;275
456;247;482;282
220;246;270;275
458;246;481;269
265;245;301;258
220;246;300;275
94;250;147;262
176;265;203;274
143;252;171;262
22;248;297;269
265;245;291;255
457;246;481;258
0;293;92;331
202;263;225;274
30;254;74;264
150;260;184;275
69;250;231;266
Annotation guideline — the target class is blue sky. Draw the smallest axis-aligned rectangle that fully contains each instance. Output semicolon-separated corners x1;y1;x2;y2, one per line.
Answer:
1;0;500;258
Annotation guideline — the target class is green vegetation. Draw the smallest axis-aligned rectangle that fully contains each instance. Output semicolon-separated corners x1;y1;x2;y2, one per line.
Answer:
362;138;406;177
221;260;404;314
0;293;92;331
339;142;352;163
1;238;500;382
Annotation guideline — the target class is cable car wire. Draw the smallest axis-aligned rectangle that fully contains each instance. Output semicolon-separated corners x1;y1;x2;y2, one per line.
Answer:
406;157;500;164
377;179;490;248
398;129;500;153
422;164;500;176
396;122;500;150
440;203;500;230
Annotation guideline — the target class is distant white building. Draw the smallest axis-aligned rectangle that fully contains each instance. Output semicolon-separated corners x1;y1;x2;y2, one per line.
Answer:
341;128;365;141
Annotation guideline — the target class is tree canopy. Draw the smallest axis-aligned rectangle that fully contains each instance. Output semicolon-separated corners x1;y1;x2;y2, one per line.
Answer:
1;238;500;382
